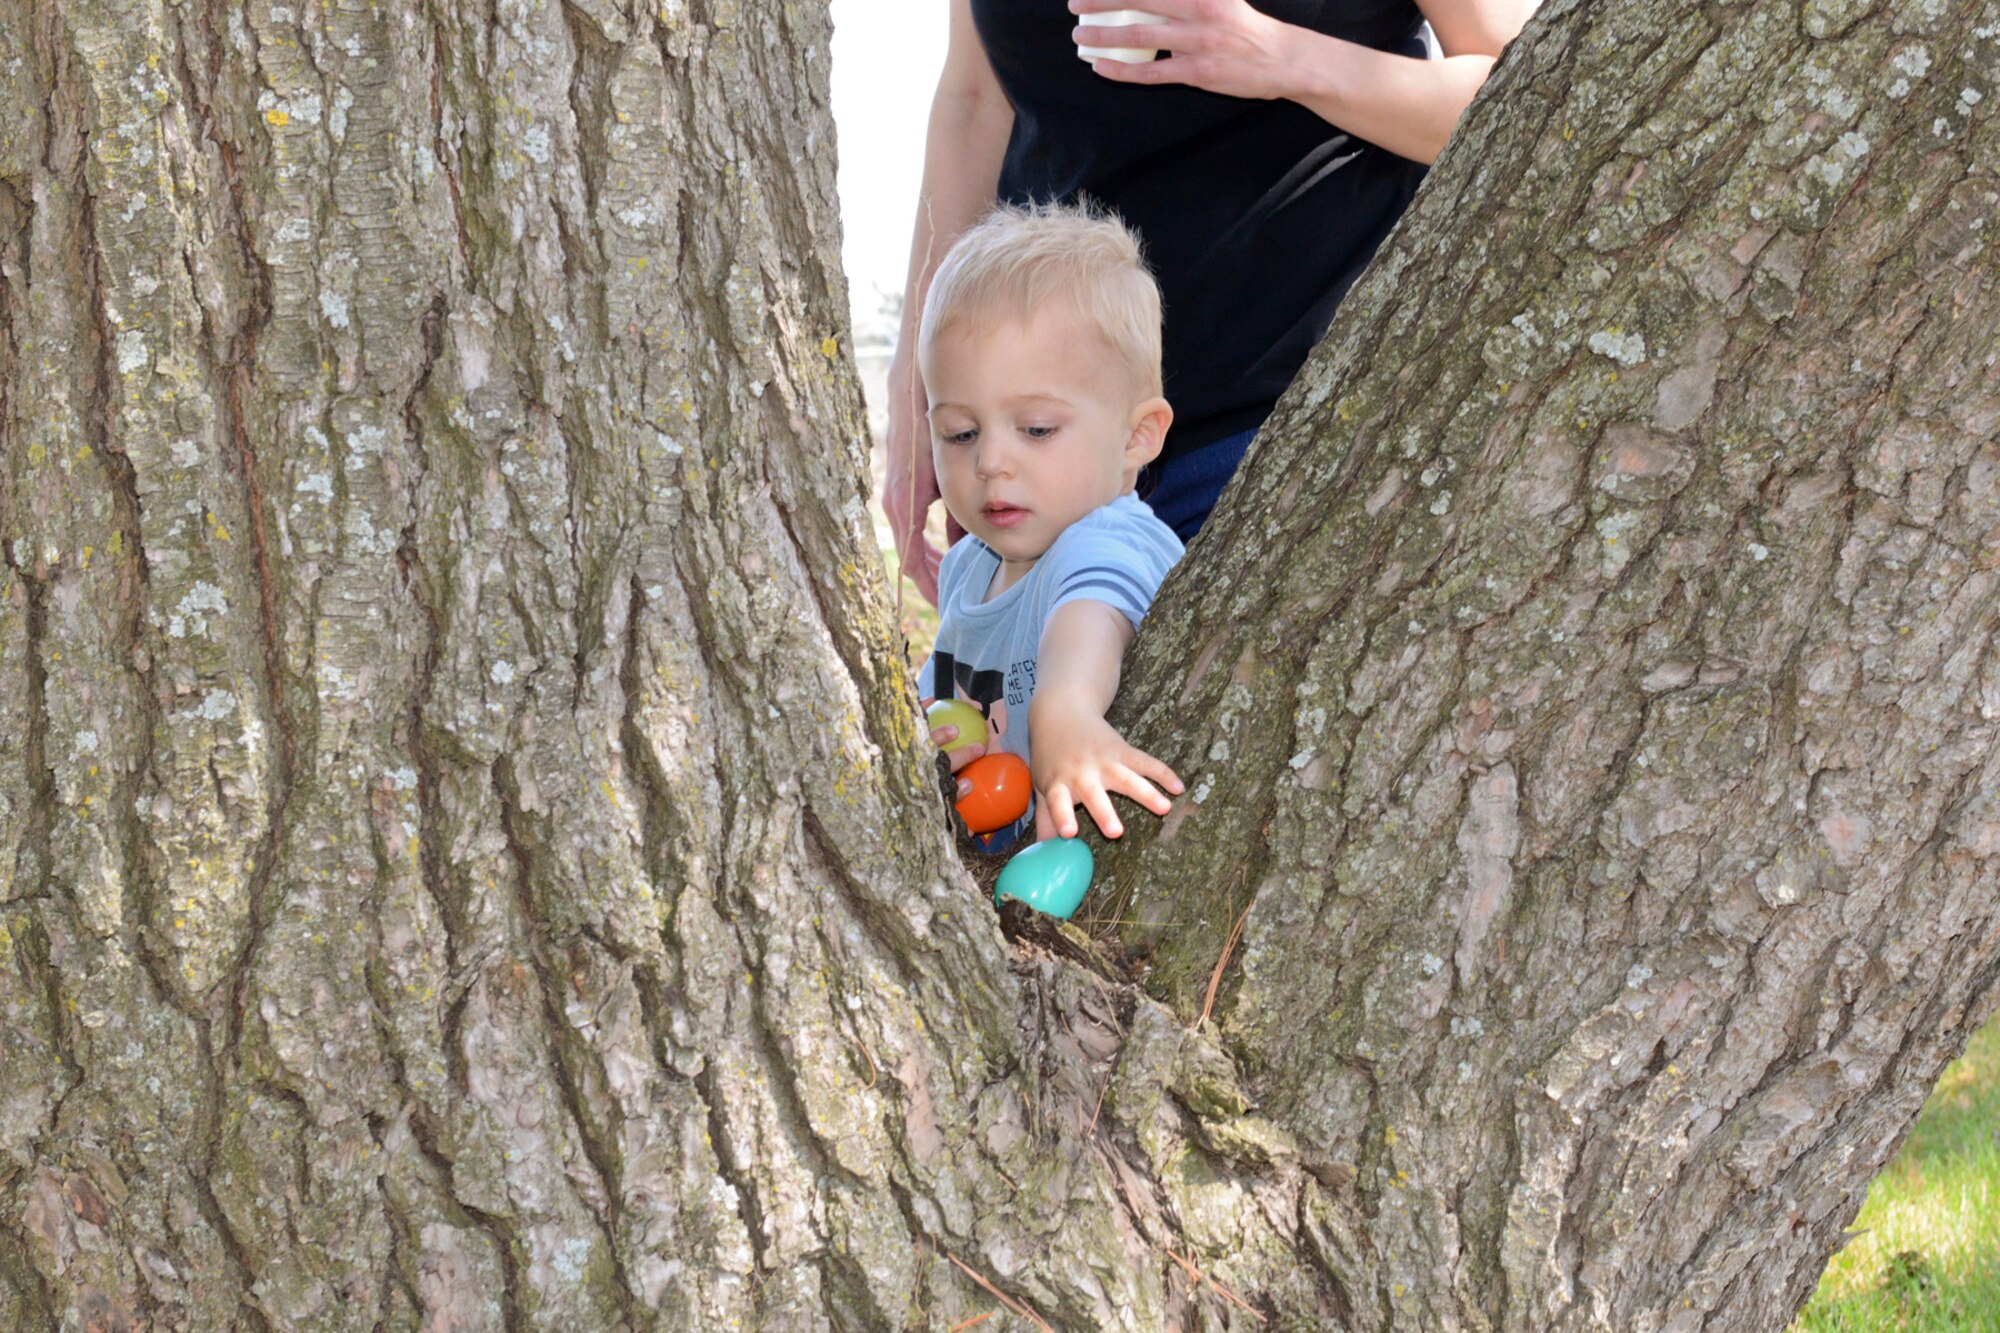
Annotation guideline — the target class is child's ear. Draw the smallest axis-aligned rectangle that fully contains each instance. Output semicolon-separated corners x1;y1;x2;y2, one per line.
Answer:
1125;397;1173;468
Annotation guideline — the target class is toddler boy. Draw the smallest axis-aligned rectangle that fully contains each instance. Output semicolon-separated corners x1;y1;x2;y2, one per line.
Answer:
915;203;1185;847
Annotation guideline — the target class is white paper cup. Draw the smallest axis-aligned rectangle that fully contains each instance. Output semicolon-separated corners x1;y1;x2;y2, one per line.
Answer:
1076;9;1163;64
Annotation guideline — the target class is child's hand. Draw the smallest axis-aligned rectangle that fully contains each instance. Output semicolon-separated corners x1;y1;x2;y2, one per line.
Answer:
920;696;988;798
1029;701;1183;841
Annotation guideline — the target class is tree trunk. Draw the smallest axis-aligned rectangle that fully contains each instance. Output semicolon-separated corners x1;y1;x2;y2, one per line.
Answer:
0;1;1993;1332
1103;0;2000;1327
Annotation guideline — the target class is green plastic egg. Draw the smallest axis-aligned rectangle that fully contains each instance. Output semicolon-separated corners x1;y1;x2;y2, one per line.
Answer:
926;699;989;753
995;838;1095;920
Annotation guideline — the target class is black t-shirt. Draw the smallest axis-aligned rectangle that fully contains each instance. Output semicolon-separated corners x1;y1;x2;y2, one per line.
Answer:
970;0;1428;459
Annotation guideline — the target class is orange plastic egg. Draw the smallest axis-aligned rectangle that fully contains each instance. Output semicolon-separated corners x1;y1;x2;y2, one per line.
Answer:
954;753;1032;834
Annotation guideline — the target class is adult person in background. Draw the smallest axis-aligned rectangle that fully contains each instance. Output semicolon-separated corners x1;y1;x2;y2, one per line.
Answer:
884;0;1534;604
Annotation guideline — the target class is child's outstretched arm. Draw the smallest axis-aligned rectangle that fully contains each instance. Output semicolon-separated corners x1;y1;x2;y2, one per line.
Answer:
1028;601;1184;840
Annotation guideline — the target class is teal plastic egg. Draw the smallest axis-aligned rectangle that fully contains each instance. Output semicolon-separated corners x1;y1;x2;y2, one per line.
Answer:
994;838;1095;920
926;699;989;753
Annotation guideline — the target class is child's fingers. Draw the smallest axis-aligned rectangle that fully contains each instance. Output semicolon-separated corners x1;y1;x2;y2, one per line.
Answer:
1106;750;1183;814
1040;792;1072;836
1040;781;1079;839
929;724;957;747
1103;764;1173;817
1121;747;1184;796
1079;778;1124;840
958;777;973;800
947;742;986;773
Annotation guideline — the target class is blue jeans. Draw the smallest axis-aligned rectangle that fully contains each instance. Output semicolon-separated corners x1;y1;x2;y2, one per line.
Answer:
1138;426;1259;543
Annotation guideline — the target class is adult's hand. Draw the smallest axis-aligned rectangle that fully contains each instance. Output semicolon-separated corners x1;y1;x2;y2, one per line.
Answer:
881;352;944;607
1071;0;1301;101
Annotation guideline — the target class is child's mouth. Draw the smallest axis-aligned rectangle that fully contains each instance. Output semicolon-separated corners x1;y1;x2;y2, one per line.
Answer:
984;504;1028;529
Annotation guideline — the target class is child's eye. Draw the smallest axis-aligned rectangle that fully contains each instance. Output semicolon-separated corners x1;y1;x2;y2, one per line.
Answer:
940;427;978;446
1021;424;1058;441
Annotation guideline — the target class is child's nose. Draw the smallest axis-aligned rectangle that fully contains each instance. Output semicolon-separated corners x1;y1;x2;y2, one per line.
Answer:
974;439;1013;478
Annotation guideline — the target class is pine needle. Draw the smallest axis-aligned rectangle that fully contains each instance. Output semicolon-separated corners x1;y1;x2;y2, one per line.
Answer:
852;1033;878;1090
1165;1247;1266;1324
1194;903;1251;1032
945;1252;1053;1332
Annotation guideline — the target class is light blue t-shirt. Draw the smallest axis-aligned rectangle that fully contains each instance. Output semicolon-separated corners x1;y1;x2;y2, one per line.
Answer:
919;494;1183;848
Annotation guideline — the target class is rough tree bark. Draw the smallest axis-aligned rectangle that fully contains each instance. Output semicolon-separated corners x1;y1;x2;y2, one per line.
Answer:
0;0;1993;1331
1103;0;2000;1327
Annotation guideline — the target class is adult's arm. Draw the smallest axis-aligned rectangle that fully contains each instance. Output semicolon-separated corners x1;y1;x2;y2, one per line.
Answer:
1071;0;1536;166
882;0;1016;607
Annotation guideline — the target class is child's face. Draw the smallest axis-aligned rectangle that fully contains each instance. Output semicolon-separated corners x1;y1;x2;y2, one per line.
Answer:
924;305;1170;583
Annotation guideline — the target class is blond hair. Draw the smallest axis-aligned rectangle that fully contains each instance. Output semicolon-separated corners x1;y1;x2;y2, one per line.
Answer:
918;202;1163;396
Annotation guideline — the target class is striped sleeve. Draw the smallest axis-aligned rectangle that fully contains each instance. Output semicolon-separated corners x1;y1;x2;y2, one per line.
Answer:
1050;563;1155;626
1043;519;1180;630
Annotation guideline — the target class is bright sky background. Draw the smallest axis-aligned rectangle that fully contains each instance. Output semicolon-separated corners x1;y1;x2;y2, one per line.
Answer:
828;2;949;344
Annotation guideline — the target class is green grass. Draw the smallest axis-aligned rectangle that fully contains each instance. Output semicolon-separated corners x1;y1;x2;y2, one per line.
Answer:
1793;1014;2000;1332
